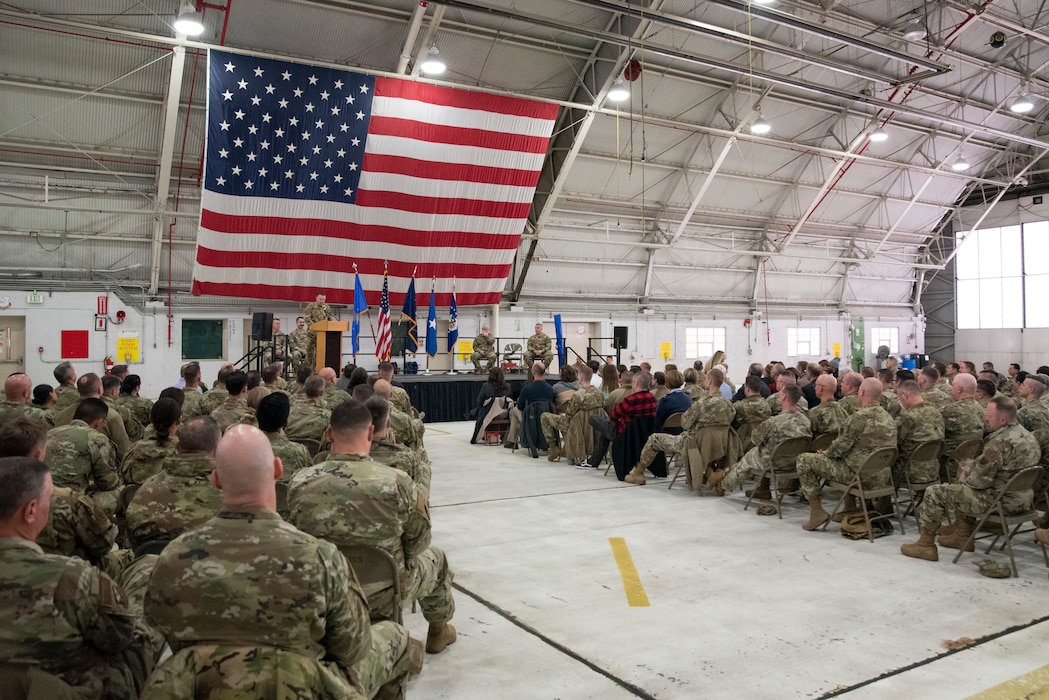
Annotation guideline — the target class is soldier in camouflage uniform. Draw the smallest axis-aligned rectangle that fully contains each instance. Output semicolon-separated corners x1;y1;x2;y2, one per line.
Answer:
126;416;222;550
377;362;421;419
286;375;332;443
202;365;234;415
256;392;312;484
304;292;335;369
289;400;457;656
178;363;210;419
143;425;420;699
470;324;497;373
808;374;849;437
720;384;811;495
797;378;897;530
46;398;122;516
1;372;50;423
119;397;182;485
320;367;350;408
116;375;153;435
524;322;553;370
102;374;143;442
366;396;432;503
52;361;80;413
0;457;155;698
893;380;945;485
541;365;605;462
902;396;1041;561
766;370;809;417
209;370;252;432
625;369;734;486
265;318;290;365
837;372;863;415
373;379;427;459
1017;376;1049;433
943;374;987;451
732;376;772;448
288;315;310;371
877;368;902;418
53;373;132;465
917;366;950;410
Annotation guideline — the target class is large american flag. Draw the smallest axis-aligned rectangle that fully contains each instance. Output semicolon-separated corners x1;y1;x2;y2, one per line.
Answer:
375;267;392;361
191;50;559;307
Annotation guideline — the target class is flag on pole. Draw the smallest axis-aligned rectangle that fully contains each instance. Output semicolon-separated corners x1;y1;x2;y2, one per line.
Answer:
554;314;565;368
400;272;417;354
375;264;391;361
192;49;559;308
447;281;458;353
352;269;367;359
425;279;437;358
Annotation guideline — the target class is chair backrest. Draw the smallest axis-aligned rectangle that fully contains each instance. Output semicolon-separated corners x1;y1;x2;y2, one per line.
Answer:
118;483;141;515
555;390;576;414
810;432;838;452
998;466;1044;494
950;438;984;461
338;543;403;624
290;436;321;457
504;343;522;355
312;450;330;464
770;435;812;471
662;412;684;430
857;447;898;480
906;439;944;466
275;481;289;513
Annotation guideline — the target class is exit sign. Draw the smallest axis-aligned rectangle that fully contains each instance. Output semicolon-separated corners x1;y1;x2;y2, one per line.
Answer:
26;293;43;304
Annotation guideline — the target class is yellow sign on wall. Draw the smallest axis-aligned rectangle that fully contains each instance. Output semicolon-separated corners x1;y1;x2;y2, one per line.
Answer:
457;340;473;361
116;335;140;363
832;342;842;358
660;342;673;360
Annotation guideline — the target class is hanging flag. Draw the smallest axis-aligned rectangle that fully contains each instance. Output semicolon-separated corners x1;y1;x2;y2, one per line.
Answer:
447;282;458;353
375;264;392;361
192;49;559;308
352;269;367;359
554;314;565;368
425;280;437;358
400;273;417;354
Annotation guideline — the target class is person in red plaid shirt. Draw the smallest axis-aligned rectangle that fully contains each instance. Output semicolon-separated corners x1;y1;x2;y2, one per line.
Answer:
578;372;657;469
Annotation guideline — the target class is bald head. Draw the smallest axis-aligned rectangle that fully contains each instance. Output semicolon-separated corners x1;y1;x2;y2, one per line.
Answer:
858;377;883;407
841;372;862;396
815;373;837;400
372;379;393;399
213;424;281;508
319;367;337;384
4;373;31;403
951;372;977;400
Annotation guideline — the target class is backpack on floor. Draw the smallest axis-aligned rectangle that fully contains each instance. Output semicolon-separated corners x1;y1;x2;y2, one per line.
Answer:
840;513;894;540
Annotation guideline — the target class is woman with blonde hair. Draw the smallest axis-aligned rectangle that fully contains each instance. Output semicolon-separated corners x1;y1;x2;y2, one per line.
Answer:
705;350;726;373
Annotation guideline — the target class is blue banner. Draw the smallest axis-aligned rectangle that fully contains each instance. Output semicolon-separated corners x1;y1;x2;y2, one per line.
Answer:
352;272;367;359
554;314;565;368
425;284;437;357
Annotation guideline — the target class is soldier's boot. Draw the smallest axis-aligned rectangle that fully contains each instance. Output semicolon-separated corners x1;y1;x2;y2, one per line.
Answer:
802;496;831;531
547;445;562;462
624;463;647;486
831;493;860;522
426;622;457;654
937;517;975;551
901;526;939;561
745;476;772;500
707;468;726;496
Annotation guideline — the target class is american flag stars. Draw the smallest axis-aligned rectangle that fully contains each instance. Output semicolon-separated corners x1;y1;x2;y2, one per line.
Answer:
205;53;374;203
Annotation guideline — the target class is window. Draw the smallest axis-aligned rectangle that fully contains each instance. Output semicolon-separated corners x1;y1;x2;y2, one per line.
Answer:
870;327;899;354
685;327;725;361
956;223;1036;329
787;327;820;357
182;319;225;360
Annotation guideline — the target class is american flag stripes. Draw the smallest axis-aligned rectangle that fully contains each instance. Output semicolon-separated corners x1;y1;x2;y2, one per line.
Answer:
192;49;559;307
375;266;392;361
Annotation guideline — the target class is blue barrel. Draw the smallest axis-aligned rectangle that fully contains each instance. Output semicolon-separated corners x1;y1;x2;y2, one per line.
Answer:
405;360;419;375
901;358;917;370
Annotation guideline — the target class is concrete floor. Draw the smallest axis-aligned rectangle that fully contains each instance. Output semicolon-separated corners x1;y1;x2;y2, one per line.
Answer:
404;421;1049;699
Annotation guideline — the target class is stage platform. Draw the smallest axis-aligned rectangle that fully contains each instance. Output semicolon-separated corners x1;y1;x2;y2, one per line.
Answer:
397;372;535;423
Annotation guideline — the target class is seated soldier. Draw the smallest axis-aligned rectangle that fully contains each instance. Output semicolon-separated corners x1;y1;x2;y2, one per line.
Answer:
1017;375;1049;433
53;373;132;463
119;397;181;486
583;371;658;472
716;384;811;499
901;396;1040;561
767;369;808;416
732;375;771;447
893;380;945;486
796;377;897;531
365;395;432;503
807;374;848;437
470;324;497;374
286;376;332;444
0;372;49;422
837;372;863;415
209;370;252;432
46;398;122;516
540;364;605;463
256;392;312;484
523;322;554;370
144;425;421;699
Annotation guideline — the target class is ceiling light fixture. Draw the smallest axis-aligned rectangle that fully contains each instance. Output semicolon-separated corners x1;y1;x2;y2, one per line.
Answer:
751;0;776;4
750;106;771;134
1009;92;1035;114
902;16;927;42
419;45;446;75
868;128;889;142
951;157;971;172
607;76;630;102
173;0;204;36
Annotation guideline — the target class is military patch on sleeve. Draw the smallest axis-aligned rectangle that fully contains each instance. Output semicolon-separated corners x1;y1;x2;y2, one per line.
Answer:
98;575;130;610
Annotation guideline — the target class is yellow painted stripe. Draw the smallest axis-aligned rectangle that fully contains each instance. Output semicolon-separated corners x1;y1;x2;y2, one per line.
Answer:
967;662;1049;700
608;537;650;607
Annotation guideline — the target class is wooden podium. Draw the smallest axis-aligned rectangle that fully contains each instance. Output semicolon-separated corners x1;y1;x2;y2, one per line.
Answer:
311;320;349;372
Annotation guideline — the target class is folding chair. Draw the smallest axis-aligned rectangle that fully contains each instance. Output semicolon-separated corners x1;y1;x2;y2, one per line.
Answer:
274;481;289;514
501;343;523;372
743;435;812;519
290;436;322;458
338;544;403;624
896;439;944;521
810;432;838;452
941;438;983;482
668;425;731;490
821;447;904;542
952;466;1045;578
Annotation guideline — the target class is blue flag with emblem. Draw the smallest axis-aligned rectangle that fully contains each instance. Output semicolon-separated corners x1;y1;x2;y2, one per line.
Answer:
554;314;565;368
352;270;367;359
400;274;418;354
425;279;437;358
447;284;458;353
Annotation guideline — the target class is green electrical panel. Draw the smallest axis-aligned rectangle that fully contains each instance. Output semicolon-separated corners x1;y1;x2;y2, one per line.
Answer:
850;317;865;372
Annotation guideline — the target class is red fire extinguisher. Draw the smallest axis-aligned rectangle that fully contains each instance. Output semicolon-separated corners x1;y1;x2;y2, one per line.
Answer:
104;355;114;374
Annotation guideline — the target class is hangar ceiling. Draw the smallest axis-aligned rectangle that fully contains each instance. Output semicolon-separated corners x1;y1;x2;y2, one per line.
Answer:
1;0;1047;315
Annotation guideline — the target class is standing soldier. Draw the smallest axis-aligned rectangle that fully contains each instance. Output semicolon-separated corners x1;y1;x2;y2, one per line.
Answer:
470;324;497;374
524;322;553;370
303;293;334;369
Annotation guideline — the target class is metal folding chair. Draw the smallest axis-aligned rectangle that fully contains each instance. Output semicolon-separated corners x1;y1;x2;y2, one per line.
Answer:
821;447;904;542
338;543;404;624
743;435;812;519
896;439;944;520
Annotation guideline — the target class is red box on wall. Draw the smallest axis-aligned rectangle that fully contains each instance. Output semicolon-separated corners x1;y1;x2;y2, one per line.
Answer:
61;330;90;359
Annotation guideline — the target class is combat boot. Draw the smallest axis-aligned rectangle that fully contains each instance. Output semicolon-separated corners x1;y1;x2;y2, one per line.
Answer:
802;496;831;531
831;493;860;522
937;518;975;551
901;527;939;561
547;445;562;462
426;622;457;654
745;476;772;500
707;468;726;496
624;463;646;485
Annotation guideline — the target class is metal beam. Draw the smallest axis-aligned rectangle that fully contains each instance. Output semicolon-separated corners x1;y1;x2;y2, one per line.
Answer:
148;46;186;296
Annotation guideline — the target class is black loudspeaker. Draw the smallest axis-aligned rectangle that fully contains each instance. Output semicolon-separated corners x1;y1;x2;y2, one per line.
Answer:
251;312;274;341
613;326;628;349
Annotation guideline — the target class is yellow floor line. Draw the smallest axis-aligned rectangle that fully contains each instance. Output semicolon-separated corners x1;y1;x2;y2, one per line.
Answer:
967;663;1049;700
424;427;452;436
608;537;650;607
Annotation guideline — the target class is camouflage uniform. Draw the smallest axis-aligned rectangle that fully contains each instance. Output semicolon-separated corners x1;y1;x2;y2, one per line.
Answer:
723;409;812;491
732;395;772;448
37;487;119;566
920;422;1041;530
524;331;553;369
370;436;432;503
541;385;605;448
266;331;289;365
126;454;221;549
683;383;704;402
304;300;334;368
119;434;179;486
808;399;849;438
323;383;350;409
179;388;209;419
0;399;49;423
267;430;313;483
286;399;332;443
143;508;416;700
635;393;734;473
46;419;122;515
921;387;950;411
797;405;897;500
53;384;79;413
894;403;945;484
202;386;228;415
470;333;496;372
1017;399;1049;434
210;396;252;433
289;453;455;626
389;406;425;455
942;397;987;452
54;399;132;465
0;537;154;698
105;396;142;442
390;385;418;419
117;395;153;434
880;389;902;418
838;395;860;416
288;329;309;370
767;392;809;417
